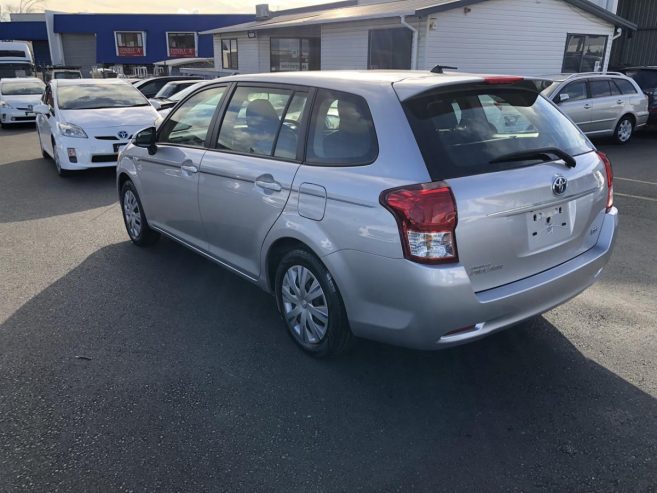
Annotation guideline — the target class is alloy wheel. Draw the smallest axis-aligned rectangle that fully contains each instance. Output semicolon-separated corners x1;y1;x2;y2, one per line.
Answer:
618;119;632;142
123;190;142;239
281;265;329;344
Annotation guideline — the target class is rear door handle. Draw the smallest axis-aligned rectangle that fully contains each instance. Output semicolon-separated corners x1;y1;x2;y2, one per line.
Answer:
181;163;198;174
255;175;282;192
583;104;592;109
617;99;624;105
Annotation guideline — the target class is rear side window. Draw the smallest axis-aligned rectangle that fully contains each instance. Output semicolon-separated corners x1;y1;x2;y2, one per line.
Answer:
306;89;378;166
589;80;612;98
609;80;622;96
614;78;638;95
558;81;587;102
403;86;593;180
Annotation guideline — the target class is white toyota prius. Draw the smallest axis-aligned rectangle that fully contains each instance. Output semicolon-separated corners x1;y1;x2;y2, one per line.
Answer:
35;79;160;176
0;77;45;128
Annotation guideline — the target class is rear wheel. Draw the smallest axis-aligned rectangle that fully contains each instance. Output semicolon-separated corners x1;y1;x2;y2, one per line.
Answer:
120;180;160;247
275;249;353;357
614;115;634;144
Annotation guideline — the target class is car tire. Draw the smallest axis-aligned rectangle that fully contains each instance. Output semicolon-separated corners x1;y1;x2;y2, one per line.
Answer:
51;139;71;177
275;249;353;357
120;180;160;247
613;115;634;145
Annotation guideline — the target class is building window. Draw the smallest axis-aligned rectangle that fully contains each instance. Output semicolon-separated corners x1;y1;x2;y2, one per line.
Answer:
270;38;320;72
115;31;145;57
221;39;238;70
167;32;197;58
368;28;412;70
562;34;608;73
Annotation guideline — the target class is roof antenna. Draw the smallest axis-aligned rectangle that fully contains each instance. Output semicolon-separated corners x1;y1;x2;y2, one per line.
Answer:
431;65;458;74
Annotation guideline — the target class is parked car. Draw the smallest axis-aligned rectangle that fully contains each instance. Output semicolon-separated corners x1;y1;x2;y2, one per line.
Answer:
133;76;202;99
117;71;617;357
44;67;83;82
0;77;45;128
0;40;35;78
618;66;657;124
34;79;160;176
540;72;648;144
153;80;216;116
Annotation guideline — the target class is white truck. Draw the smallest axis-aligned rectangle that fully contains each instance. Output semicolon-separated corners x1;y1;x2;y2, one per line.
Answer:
0;41;35;79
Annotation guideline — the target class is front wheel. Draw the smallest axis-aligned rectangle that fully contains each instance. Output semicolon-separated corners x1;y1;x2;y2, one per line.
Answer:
275;249;353;357
614;116;634;144
52;139;71;177
120;180;160;246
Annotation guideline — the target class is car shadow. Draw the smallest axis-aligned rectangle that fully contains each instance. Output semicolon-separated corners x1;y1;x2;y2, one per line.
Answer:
1;240;656;491
0;157;117;224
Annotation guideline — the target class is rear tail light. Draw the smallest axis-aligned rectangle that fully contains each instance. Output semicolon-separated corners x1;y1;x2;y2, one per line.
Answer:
381;181;458;264
597;151;613;211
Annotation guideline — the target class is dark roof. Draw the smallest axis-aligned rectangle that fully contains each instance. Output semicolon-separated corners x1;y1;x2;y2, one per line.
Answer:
417;0;637;30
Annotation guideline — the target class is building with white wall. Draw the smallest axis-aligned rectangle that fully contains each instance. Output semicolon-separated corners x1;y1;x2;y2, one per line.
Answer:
202;0;636;76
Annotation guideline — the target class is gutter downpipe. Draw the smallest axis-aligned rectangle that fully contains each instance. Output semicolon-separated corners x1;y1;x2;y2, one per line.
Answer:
400;15;418;70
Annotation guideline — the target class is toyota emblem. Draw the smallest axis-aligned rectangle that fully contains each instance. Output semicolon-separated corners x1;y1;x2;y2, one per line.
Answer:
552;175;568;195
117;130;129;140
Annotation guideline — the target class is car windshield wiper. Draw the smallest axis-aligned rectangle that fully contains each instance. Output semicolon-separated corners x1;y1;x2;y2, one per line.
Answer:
489;147;576;168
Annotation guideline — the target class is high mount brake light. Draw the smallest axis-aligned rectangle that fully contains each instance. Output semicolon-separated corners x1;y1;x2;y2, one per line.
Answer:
597;151;614;212
484;76;524;85
381;182;458;264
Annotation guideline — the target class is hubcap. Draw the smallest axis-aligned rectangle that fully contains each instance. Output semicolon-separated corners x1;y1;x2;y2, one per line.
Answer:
123;190;142;239
281;265;329;344
618;120;632;142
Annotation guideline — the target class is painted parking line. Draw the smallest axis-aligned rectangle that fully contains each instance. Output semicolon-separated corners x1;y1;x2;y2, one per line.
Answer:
615;192;657;203
616;177;657;187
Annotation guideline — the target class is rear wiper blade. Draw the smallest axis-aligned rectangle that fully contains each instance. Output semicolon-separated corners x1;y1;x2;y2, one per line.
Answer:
490;147;576;168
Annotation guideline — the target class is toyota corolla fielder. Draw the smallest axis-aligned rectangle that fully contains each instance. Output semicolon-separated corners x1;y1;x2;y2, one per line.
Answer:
116;71;618;357
0;77;45;128
34;79;160;176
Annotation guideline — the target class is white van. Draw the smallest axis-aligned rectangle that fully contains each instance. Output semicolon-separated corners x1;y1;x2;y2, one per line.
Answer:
0;41;35;79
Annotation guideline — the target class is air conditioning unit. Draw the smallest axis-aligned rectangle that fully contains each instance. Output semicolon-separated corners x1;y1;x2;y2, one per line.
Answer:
256;4;271;19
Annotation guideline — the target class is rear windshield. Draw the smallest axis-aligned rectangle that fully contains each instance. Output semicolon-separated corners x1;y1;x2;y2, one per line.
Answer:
1;81;44;95
403;86;593;180
57;83;149;110
53;71;81;79
624;69;657;90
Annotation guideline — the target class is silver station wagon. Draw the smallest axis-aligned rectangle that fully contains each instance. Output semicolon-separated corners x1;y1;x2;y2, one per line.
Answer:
117;71;618;357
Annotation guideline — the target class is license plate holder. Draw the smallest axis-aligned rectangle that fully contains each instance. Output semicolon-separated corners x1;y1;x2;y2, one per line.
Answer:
113;143;126;153
527;202;572;249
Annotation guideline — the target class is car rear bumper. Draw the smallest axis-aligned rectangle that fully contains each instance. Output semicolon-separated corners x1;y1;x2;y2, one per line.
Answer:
324;207;618;350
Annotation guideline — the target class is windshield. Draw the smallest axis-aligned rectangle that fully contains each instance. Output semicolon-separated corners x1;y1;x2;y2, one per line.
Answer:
54;72;82;79
0;63;34;78
1;81;44;96
57;83;149;110
403;85;593;180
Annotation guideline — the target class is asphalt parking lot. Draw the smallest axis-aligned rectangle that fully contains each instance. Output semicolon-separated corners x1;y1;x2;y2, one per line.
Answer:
1;125;656;492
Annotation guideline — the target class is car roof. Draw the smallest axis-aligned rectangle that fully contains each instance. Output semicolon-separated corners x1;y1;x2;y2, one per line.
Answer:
51;78;131;87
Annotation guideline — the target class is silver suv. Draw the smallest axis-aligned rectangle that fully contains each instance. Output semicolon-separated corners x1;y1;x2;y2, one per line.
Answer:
117;71;618;356
540;72;649;144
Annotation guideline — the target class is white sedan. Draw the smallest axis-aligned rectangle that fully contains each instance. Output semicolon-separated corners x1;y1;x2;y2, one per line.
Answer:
0;77;45;128
35;79;160;176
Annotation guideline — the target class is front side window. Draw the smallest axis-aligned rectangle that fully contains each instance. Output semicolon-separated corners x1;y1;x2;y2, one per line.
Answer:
270;38;320;72
368;28;412;70
221;39;238;70
167;32;197;58
557;81;588;103
306;89;378;166
217;86;308;158
403;86;593;180
562;34;607;73
0;81;44;96
57;84;149;110
115;31;145;57
159;86;226;147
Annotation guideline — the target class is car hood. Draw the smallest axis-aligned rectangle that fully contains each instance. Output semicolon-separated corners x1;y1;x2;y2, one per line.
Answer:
2;94;43;107
59;106;159;129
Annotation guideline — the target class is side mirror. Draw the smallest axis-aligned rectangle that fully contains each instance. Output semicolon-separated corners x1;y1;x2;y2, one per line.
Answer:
134;127;157;155
149;99;162;110
558;93;570;103
33;103;51;115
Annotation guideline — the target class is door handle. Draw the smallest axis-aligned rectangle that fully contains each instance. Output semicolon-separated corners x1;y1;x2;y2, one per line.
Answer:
255;175;282;192
181;163;198;174
617;99;624;105
583;104;592;109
